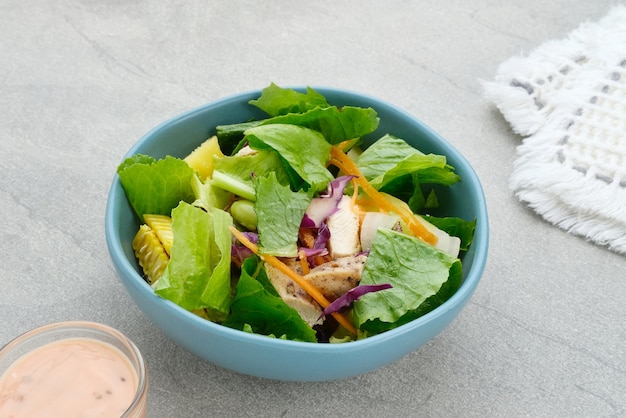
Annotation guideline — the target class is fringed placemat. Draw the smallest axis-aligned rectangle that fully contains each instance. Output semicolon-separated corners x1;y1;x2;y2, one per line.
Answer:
483;6;626;255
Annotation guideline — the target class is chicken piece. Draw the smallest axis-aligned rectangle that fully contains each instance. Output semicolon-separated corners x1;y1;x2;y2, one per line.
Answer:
302;254;367;301
325;195;361;258
264;263;323;327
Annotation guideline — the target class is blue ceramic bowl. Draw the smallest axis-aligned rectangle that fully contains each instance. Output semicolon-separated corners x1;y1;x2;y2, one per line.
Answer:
105;87;489;381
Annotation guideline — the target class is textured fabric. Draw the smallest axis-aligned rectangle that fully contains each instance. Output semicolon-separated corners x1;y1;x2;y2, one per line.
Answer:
483;6;626;255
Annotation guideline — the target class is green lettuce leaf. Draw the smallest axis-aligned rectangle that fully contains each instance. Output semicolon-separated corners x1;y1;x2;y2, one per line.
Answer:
223;257;318;342
254;172;312;257
117;154;195;221
356;134;460;189
211;149;290;201
259;106;379;145
245;124;334;193
355;134;460;212
249;82;329;116
117;154;155;171
154;202;233;320
372;155;460;190
216;120;262;156
411;183;440;211
353;228;462;335
216;85;379;148
355;135;417;179
424;215;477;251
190;173;231;211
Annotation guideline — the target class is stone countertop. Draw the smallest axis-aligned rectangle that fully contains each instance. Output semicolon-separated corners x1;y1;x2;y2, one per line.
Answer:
1;1;624;417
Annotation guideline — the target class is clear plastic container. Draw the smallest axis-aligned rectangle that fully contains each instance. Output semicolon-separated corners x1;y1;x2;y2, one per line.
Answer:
0;321;148;417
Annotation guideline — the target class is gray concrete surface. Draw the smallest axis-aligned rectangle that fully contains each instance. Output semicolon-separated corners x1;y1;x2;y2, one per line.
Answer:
1;1;624;417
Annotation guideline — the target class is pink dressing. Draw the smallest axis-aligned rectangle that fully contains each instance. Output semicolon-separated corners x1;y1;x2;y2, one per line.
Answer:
0;337;138;417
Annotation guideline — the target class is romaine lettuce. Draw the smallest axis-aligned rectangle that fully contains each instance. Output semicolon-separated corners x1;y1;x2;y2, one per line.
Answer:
356;134;460;189
154;202;233;321
211;149;290;201
245;124;334;193
353;228;462;335
223;257;318;342
117;154;195;221
259;106;379;145
218;106;380;149
216;84;379;152
355;134;460;212
190;173;231;211
249;82;329;116
425;215;477;251
254;172;312;257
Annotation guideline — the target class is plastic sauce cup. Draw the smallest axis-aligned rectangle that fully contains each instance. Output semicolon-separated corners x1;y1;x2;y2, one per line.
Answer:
0;321;148;417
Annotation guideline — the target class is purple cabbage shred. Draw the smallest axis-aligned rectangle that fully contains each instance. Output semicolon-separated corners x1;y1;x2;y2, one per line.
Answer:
320;283;393;319
301;175;356;228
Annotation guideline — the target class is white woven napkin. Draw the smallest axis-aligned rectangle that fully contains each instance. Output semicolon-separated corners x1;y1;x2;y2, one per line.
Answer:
483;6;626;255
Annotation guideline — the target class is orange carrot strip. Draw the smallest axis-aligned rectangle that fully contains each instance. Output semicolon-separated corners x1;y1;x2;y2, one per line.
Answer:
348;178;367;226
229;226;358;335
335;139;355;152
329;146;438;245
350;177;360;209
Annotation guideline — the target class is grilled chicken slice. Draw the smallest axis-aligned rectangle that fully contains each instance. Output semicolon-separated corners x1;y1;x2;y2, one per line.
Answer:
302;254;368;301
264;263;323;327
326;195;361;258
264;253;368;325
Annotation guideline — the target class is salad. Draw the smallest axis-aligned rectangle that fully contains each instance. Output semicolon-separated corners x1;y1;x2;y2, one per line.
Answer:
117;83;476;343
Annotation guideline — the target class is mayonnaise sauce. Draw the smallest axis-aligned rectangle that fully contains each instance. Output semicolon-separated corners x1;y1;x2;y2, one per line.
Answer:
0;337;138;417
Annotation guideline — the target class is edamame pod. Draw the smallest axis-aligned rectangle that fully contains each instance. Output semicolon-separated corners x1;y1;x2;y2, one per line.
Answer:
230;199;257;230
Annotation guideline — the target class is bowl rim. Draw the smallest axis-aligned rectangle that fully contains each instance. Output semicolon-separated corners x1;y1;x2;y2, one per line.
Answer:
105;85;489;351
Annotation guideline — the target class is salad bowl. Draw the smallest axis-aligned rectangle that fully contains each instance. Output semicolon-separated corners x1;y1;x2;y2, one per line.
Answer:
105;86;489;381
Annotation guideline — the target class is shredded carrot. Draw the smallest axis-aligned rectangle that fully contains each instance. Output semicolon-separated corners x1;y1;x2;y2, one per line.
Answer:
329;146;438;245
348;177;367;225
350;177;359;209
335;139;355;152
229;226;358;335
